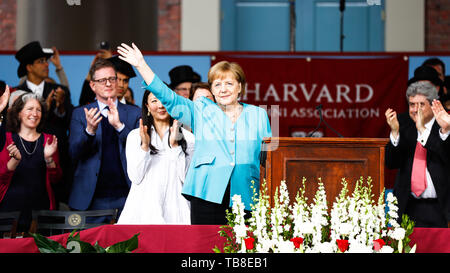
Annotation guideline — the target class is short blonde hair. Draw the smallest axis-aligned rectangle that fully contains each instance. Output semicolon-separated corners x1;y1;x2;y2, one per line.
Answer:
208;61;246;97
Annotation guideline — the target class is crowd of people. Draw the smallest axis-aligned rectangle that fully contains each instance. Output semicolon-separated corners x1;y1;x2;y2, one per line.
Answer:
0;40;449;233
0;40;266;232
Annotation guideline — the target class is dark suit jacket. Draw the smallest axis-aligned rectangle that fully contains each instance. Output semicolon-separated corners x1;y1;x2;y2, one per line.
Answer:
385;112;450;221
68;100;141;210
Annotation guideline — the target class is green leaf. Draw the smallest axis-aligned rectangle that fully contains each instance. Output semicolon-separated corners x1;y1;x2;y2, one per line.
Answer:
30;233;68;253
105;233;139;253
93;242;107;253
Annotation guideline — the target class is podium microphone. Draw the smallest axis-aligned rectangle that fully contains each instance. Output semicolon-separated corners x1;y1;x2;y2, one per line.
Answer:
307;104;323;137
307;104;344;138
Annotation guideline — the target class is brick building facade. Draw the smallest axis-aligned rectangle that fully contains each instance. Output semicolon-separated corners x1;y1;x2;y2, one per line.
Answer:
426;0;450;51
0;0;448;52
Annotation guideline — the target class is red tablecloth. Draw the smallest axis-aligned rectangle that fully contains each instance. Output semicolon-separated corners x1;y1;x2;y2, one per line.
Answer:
0;225;226;253
0;225;449;253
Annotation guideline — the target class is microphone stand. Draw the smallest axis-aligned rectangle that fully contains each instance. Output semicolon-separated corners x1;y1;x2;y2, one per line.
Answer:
307;104;323;137
307;104;344;138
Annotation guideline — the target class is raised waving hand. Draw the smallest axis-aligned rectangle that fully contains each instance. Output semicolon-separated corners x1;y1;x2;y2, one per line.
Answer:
117;43;155;85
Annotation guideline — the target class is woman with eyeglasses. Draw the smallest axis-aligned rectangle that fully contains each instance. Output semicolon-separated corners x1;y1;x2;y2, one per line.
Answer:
118;43;272;225
118;90;194;224
0;93;62;232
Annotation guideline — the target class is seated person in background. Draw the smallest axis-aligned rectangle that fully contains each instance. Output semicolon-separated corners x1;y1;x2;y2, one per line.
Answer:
189;82;215;102
385;81;450;228
0;93;62;232
169;65;201;99
118;90;194;224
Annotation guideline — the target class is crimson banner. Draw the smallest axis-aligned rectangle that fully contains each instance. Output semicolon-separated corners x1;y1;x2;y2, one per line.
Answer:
213;55;409;138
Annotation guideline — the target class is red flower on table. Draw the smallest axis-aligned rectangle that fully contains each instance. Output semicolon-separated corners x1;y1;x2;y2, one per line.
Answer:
336;239;349;252
290;237;304;249
373;239;385;251
244;237;255;250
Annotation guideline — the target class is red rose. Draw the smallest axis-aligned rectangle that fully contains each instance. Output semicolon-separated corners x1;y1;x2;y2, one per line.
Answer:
290;237;304;249
336;239;349;252
373;239;385;251
244;237;255;250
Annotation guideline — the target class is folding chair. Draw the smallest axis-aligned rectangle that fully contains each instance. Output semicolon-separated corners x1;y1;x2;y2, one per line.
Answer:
29;209;118;236
0;211;20;238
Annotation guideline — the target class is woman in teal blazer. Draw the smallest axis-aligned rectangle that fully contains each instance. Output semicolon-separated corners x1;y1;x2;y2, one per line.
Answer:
117;43;272;224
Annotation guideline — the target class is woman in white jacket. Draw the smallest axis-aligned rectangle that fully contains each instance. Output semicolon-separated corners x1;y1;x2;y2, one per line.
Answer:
118;90;194;224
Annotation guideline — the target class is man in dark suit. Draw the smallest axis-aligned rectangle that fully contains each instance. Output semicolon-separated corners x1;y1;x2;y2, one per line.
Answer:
13;41;73;206
385;81;450;228
68;58;140;218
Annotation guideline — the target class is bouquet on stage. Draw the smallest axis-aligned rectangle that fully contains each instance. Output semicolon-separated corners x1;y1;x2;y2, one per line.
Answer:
214;177;416;253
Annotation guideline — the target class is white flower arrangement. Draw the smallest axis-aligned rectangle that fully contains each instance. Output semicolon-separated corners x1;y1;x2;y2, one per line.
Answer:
214;177;416;253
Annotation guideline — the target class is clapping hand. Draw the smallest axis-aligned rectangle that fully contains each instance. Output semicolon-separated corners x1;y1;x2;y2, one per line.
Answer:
169;120;182;148
106;97;123;130
44;135;58;167
415;106;426;133
431;99;450;134
139;119;150;152
0;84;10;113
117;43;145;68
385;108;399;138
84;107;102;134
6;142;21;171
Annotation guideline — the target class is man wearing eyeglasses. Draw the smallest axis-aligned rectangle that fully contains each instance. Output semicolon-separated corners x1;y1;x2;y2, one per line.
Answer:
68;58;141;220
14;41;73;208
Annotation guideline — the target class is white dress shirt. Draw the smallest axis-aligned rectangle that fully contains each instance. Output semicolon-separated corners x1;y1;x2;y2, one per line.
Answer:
390;117;450;199
26;80;45;98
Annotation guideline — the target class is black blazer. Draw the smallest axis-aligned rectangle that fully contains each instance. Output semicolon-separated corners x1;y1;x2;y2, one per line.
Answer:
385;112;450;221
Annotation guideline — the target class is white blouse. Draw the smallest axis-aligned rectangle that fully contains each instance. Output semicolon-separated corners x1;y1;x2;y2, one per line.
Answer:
117;126;194;225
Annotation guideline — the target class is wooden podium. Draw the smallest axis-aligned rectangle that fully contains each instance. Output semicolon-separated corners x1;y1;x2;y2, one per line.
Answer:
260;137;389;207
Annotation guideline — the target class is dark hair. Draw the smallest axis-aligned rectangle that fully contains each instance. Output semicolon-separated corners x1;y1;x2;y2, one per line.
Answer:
89;58;116;80
189;82;215;101
141;90;188;155
6;93;47;133
422;57;446;77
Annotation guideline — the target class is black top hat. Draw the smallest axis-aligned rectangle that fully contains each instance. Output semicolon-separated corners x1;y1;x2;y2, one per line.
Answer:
15;41;54;78
169;65;200;89
407;65;444;88
107;56;136;78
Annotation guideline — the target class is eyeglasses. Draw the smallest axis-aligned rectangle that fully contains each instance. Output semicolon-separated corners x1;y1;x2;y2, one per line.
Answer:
92;76;117;85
